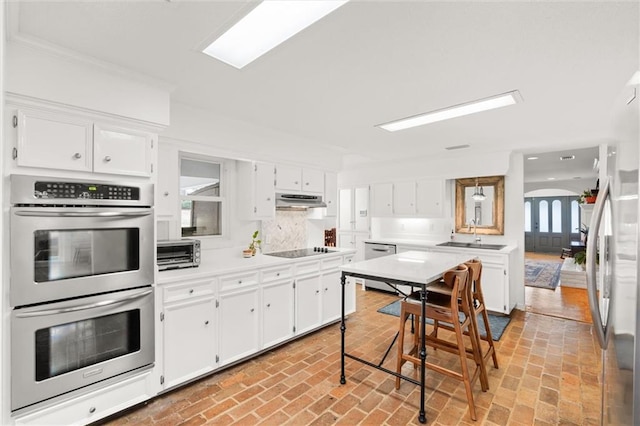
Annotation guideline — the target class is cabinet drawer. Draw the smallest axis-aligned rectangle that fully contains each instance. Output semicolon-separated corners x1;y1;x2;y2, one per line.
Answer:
261;265;293;283
14;372;150;425
163;279;216;304
296;260;321;275
343;255;355;265
220;270;259;291
321;256;343;271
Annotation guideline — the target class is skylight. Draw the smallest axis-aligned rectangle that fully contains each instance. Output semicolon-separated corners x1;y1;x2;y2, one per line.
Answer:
202;1;348;69
376;90;523;132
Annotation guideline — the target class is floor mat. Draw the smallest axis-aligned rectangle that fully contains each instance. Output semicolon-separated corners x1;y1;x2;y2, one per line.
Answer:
377;299;512;341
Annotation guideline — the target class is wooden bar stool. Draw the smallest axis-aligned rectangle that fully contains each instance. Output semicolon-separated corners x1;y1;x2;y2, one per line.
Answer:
395;264;483;421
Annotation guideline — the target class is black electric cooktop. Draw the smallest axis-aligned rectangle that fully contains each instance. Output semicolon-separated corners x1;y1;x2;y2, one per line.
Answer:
265;247;338;258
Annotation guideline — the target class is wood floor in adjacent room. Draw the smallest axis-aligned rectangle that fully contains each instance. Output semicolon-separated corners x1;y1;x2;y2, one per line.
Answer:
101;266;599;426
524;252;591;324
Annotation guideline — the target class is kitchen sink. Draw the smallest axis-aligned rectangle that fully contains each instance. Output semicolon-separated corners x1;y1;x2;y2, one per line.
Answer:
436;241;506;250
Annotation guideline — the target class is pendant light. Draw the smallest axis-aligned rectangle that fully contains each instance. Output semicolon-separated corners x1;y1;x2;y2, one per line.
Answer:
472;178;486;201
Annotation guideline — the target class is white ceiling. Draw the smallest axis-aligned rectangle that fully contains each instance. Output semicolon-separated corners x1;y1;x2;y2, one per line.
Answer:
6;1;639;178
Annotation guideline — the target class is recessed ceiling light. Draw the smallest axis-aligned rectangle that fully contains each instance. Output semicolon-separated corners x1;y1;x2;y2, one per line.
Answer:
560;155;575;161
375;90;523;132
202;1;348;69
527;156;539;160
445;144;471;150
547;177;556;180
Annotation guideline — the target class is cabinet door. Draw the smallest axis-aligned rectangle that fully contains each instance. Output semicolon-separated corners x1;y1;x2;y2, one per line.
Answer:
156;142;179;218
163;298;216;389
16;109;92;172
324;172;338;217
254;162;276;217
338;188;353;231
371;183;393;217
219;288;260;366
354;187;370;231
479;262;507;314
93;124;153;177
393;181;416;215
295;274;322;335
262;280;295;348
416;179;444;217
275;164;302;191
302;169;324;193
321;269;341;323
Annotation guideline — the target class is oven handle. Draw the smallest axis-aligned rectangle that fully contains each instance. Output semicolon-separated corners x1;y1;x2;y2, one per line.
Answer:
14;289;153;318
14;210;152;218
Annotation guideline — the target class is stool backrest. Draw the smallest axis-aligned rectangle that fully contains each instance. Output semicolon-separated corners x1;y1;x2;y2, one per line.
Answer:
464;258;483;300
443;264;469;299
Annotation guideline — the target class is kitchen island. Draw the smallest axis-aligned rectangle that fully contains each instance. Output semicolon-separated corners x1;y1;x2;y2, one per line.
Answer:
339;250;466;424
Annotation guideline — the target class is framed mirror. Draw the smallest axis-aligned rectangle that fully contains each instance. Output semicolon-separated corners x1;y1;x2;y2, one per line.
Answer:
455;175;505;235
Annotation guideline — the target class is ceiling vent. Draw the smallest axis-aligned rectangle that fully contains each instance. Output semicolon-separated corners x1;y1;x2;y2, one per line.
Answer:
560;155;575;161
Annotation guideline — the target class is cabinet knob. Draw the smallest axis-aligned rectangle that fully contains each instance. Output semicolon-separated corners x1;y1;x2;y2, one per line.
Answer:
267;197;271;201
267;303;271;308
104;156;112;162
294;181;299;185
238;280;242;284
276;272;280;276
164;191;169;196
305;182;309;186
315;290;320;294
73;152;82;159
205;320;209;325
189;289;194;294
250;308;255;312
89;407;96;414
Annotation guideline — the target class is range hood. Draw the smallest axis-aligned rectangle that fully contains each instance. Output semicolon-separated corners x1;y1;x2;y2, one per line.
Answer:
276;193;327;209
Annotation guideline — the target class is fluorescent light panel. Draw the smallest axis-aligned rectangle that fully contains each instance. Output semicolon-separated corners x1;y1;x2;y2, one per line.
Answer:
377;90;523;132
203;1;347;69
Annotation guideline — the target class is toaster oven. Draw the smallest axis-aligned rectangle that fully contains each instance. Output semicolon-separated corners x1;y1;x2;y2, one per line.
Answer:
157;239;201;271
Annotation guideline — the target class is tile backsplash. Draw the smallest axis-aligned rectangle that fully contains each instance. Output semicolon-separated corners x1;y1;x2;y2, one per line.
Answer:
261;210;309;252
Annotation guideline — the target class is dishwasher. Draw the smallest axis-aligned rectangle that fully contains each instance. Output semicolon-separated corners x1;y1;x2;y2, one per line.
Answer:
364;242;409;295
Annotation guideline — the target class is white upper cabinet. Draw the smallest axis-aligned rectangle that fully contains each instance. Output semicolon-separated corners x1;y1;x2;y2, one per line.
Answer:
16;109;93;172
275;164;324;193
93;124;153;177
416;178;444;217
15;108;154;177
371;183;393;217
236;161;276;220
324;172;338;217
393;181;416;215
156;142;179;218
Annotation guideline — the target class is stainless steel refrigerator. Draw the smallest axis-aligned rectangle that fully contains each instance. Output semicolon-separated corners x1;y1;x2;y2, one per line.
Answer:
587;75;639;425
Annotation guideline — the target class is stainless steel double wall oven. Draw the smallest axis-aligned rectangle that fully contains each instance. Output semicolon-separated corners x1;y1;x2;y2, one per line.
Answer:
10;174;155;412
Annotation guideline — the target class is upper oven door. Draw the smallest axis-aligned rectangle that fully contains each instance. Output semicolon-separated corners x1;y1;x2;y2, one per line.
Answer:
10;206;154;307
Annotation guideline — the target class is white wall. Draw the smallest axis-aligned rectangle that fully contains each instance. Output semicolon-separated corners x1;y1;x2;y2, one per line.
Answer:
524;177;595;195
505;152;525;310
6;41;170;126
164;102;341;171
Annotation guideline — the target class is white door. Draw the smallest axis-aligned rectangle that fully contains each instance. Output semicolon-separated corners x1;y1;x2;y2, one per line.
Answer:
219;288;260;365
17;109;92;172
93;124;153;177
262;280;294;348
254;163;276;217
295;274;321;334
321;269;341;322
163;297;216;389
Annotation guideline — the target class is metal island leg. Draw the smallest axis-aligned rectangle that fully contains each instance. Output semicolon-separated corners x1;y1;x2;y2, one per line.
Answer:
340;272;346;385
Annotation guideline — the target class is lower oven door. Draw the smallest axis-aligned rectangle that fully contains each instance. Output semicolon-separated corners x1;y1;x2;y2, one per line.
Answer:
11;287;154;412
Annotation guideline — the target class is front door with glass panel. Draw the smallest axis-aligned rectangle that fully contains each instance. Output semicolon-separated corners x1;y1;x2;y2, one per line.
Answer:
524;196;581;253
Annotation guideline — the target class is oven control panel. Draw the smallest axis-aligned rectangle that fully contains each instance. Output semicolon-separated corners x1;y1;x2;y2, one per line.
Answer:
34;181;140;200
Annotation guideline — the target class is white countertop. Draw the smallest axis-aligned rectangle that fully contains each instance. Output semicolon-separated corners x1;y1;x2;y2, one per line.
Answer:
363;238;517;254
340;250;463;286
157;247;356;283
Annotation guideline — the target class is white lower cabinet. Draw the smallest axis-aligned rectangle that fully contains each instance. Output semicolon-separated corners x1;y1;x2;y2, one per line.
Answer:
321;269;342;323
218;287;260;366
13;372;151;426
161;278;217;390
262;280;295;348
450;251;509;314
162;297;217;390
295;273;322;335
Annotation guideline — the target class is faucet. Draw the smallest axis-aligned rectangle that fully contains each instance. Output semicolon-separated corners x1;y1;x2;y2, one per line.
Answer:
468;219;481;244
